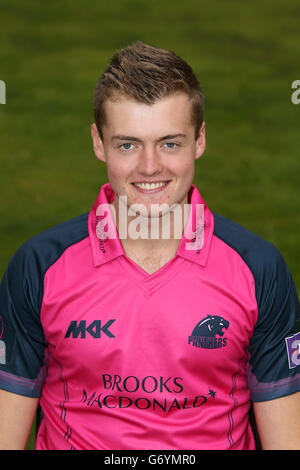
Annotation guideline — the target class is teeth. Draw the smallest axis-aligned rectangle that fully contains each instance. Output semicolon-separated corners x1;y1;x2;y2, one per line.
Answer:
134;182;167;190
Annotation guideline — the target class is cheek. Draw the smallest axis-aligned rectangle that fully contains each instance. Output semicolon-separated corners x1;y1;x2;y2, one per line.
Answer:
107;165;121;182
168;155;195;178
106;157;127;182
105;157;134;195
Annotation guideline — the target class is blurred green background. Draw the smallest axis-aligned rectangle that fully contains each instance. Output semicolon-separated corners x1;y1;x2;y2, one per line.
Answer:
0;0;299;450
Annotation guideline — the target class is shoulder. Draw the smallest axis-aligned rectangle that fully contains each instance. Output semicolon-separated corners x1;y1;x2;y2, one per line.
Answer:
213;212;285;275
3;213;89;309
212;212;294;314
23;211;89;250
10;212;89;268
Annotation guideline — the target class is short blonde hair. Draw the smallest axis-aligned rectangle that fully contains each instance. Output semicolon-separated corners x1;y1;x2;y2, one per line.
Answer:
93;41;204;140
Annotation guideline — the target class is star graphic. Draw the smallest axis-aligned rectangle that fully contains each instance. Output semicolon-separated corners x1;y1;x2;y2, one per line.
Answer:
208;388;216;399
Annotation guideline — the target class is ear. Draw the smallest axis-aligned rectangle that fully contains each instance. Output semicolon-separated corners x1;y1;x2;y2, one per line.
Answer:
91;123;106;163
195;121;206;160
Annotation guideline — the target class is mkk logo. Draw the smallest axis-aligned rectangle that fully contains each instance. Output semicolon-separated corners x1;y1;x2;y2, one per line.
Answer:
65;319;115;339
285;331;300;369
188;315;229;349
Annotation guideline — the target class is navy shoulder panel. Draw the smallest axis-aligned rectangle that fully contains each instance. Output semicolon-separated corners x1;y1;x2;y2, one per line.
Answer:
213;212;280;277
9;212;89;314
213;212;286;311
0;212;89;395
213;212;300;401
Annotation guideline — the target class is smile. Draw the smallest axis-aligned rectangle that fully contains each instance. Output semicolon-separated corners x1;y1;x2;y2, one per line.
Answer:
133;182;168;190
132;181;170;194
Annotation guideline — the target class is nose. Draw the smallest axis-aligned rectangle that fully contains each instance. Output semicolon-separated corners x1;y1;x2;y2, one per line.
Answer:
136;145;162;176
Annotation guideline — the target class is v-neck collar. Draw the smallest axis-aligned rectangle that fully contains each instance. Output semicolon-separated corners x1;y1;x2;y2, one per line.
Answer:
116;254;186;295
88;183;214;276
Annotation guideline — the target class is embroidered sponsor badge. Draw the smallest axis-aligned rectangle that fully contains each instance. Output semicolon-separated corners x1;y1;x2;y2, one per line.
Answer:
0;316;6;364
285;331;300;369
0;340;6;364
0;315;15;365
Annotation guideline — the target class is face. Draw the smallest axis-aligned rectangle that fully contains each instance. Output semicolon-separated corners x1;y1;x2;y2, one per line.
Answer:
91;92;206;219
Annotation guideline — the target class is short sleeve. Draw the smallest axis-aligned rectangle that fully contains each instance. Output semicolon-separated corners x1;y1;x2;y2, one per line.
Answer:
0;241;48;398
247;245;300;402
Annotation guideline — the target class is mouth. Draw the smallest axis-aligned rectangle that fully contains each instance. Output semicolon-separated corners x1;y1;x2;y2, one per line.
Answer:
131;181;170;194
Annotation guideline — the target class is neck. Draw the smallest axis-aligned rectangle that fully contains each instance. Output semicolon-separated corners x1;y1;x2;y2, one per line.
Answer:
112;196;191;253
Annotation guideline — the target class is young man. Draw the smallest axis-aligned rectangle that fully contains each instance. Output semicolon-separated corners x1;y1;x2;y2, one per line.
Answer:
0;42;300;450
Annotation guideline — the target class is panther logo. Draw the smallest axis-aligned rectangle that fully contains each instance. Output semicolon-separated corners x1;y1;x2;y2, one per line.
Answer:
188;315;230;349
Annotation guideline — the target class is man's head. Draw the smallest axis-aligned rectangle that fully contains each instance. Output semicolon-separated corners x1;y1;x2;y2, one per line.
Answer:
93;41;204;141
91;42;206;220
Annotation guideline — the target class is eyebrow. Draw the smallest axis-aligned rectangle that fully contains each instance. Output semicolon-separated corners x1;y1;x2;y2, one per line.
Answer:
111;133;187;143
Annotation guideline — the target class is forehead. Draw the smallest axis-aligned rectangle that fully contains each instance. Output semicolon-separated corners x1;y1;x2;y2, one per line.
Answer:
102;92;194;138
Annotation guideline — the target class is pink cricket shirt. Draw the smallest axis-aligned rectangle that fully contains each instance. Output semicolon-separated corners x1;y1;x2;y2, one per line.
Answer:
0;183;299;450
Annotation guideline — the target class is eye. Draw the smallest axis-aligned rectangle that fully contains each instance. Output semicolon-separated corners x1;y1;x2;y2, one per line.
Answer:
119;143;134;151
164;142;178;149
